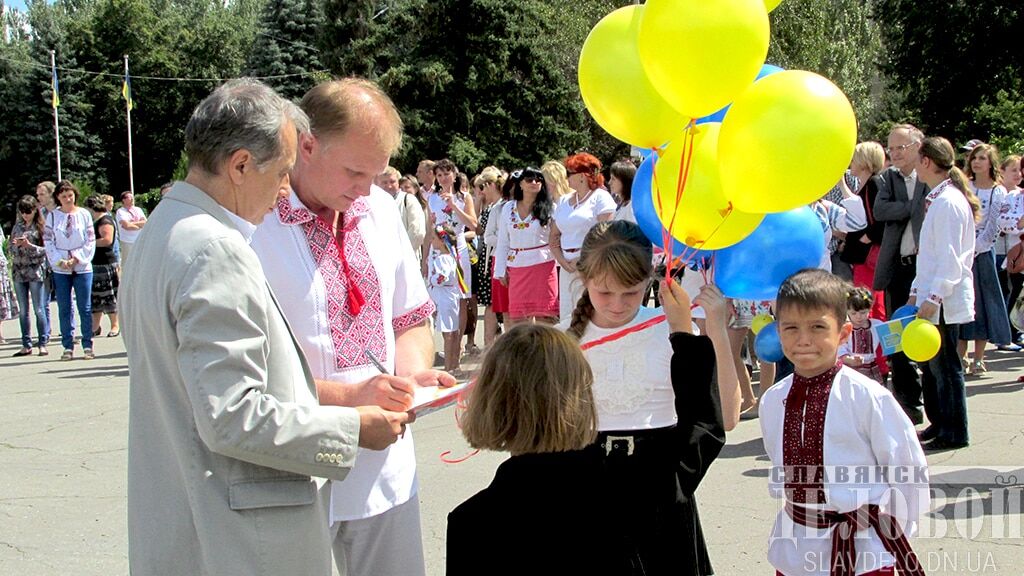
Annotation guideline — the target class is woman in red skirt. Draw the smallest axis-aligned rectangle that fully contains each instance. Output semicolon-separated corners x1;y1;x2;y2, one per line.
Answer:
492;167;559;324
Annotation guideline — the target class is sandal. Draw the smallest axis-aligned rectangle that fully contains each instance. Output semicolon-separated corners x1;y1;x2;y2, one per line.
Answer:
38;346;49;356
971;360;987;375
61;349;74;361
93;328;102;337
13;348;33;357
107;330;120;337
83;348;95;360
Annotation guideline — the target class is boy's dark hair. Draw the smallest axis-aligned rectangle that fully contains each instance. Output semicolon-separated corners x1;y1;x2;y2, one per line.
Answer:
776;269;850;325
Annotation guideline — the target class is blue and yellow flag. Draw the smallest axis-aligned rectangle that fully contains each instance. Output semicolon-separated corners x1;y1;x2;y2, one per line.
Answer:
51;66;60;109
122;71;134;111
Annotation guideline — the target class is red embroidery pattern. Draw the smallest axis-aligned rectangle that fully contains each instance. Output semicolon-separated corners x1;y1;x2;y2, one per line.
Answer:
783;363;841;504
276;196;386;370
393;300;434;333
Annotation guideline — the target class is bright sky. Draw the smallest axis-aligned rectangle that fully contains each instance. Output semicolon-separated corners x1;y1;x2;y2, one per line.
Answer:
6;0;29;12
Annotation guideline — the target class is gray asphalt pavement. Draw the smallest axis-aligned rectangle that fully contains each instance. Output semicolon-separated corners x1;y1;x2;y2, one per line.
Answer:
1;309;1022;575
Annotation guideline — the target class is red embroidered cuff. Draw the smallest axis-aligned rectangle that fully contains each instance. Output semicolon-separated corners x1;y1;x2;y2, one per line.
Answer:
393;300;435;332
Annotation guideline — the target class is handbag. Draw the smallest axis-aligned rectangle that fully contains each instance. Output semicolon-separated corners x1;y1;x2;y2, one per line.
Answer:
1006;237;1024;274
1010;289;1024;332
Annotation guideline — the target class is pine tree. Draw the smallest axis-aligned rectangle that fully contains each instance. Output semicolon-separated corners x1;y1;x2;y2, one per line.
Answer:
246;0;325;100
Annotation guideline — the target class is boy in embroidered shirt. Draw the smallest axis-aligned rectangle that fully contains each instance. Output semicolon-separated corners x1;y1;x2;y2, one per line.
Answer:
760;269;929;576
837;287;887;385
428;223;465;375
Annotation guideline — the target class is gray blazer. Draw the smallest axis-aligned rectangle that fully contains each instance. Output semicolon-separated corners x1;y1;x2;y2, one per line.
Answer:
872;166;929;291
122;182;361;575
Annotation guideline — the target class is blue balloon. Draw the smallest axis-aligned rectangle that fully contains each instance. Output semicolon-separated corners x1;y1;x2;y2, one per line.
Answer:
755;322;785;363
631;153;714;268
892;304;919;321
695;64;785;125
715;207;825;300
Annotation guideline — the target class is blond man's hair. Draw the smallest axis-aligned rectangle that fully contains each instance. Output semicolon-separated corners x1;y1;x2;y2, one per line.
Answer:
461;324;597;454
300;78;403;155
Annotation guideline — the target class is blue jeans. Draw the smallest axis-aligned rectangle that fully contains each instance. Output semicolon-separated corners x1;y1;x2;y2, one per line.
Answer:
14;280;49;348
52;271;93;351
920;314;968;444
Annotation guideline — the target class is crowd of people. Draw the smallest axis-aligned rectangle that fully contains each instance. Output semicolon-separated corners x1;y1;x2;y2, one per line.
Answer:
0;72;1021;575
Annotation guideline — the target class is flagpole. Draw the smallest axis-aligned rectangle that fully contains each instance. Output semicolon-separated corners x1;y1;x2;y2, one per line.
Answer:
124;55;135;195
51;50;62;181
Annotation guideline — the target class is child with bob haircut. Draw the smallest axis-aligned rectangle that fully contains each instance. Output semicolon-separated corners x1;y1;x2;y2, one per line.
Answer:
447;324;636;575
427;222;465;375
760;269;929;576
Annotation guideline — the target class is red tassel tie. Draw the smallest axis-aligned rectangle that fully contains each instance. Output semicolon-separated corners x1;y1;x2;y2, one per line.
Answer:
336;212;365;316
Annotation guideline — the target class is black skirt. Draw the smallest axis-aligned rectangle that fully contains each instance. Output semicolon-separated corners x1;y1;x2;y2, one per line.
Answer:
91;263;119;313
587;427;716;576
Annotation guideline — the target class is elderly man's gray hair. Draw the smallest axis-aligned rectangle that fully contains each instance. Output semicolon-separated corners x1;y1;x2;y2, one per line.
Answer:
185;78;310;175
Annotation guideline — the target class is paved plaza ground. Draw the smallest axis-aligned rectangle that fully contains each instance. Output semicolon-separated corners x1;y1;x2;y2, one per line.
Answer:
1;309;1022;575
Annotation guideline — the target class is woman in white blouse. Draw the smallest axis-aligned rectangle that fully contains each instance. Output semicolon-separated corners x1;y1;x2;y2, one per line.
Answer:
426;159;478;346
959;143;1013;373
996;155;1023;346
549;153;617;320
492;167;558;324
42;180;97;360
911;136;980;450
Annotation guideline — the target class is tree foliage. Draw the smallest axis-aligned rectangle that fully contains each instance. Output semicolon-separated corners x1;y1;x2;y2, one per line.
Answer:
873;0;1024;146
245;0;325;100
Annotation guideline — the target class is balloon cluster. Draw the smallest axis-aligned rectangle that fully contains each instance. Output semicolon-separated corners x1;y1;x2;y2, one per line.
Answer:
578;0;857;300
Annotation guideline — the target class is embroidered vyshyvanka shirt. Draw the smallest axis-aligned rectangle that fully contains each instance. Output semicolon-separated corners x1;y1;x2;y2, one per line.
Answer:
251;187;434;522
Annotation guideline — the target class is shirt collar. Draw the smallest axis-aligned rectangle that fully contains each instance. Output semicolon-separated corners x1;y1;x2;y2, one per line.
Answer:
276;188;371;230
218;205;258;243
792;362;842;390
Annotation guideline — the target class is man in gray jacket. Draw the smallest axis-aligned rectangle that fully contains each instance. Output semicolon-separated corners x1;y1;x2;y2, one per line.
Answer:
874;123;929;423
121;79;411;575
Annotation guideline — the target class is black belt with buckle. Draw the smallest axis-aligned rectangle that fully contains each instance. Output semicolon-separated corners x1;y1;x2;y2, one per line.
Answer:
899;255;916;266
595;427;674;457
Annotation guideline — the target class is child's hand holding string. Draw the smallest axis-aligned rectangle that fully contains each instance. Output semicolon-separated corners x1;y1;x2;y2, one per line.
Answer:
660;278;693;335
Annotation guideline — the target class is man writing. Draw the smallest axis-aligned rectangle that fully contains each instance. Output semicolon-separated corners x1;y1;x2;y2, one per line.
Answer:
121;78;410;575
873;123;929;423
251;78;449;576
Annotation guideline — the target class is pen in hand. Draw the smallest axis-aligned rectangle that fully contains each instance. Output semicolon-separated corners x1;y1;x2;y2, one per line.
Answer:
364;349;390;376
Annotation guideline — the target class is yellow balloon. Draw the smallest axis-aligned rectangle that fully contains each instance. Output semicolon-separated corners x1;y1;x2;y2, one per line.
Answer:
638;0;770;119
902;319;941;362
578;6;690;148
765;0;783;11
653;123;764;250
718;70;857;214
751;313;774;335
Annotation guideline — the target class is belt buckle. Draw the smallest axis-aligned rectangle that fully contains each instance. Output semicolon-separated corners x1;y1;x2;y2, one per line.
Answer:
604;435;635;456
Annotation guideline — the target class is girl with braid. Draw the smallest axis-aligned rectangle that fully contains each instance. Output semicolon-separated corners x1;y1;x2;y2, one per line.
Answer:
557;220;740;575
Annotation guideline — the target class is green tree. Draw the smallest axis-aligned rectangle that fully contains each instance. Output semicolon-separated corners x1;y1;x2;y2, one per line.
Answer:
872;0;1024;145
768;0;887;139
245;0;325;100
320;0;610;174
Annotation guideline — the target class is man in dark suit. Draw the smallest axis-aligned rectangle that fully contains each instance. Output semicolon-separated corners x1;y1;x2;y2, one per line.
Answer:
873;123;929;423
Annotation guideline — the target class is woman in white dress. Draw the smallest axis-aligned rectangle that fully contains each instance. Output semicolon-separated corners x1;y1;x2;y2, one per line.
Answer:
549;153;617;320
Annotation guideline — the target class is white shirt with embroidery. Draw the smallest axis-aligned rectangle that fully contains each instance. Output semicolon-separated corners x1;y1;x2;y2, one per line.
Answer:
760;367;930;576
492;200;554;278
552;188;617;260
911;179;976;325
115;205;147;244
557;306;676;431
971;184;1008;255
251;187;434;522
999;188;1024;251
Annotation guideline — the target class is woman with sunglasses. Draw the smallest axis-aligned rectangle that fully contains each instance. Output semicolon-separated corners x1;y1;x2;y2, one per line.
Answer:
493;167;559;324
550;152;617;320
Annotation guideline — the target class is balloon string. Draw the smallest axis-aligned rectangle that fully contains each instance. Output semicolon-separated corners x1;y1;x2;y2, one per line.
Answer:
664;120;698;280
651;146;673;282
440;382;480;464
